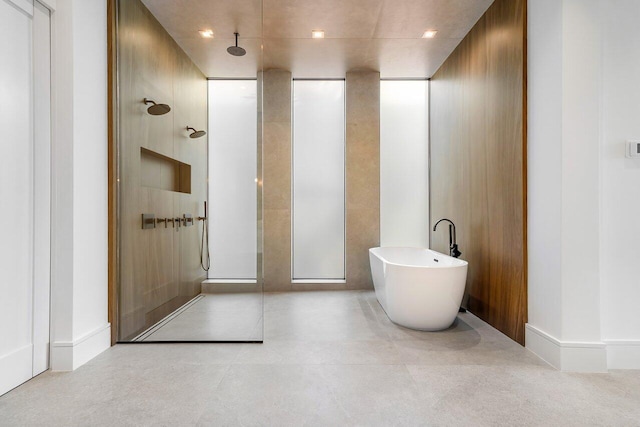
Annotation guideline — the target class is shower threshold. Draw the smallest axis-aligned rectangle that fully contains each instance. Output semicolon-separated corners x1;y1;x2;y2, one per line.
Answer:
120;292;264;343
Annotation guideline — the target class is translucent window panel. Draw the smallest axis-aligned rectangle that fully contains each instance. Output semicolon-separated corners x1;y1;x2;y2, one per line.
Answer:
208;80;257;279
380;81;430;248
292;80;345;280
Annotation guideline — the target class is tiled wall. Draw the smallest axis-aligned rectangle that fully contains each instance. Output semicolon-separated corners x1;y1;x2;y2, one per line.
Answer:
263;70;293;291
345;71;381;289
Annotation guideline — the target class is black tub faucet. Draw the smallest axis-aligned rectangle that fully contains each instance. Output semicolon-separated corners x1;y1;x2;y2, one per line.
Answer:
433;218;462;258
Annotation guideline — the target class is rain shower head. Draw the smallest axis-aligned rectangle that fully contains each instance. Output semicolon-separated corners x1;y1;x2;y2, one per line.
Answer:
186;126;206;139
227;32;246;56
143;98;171;115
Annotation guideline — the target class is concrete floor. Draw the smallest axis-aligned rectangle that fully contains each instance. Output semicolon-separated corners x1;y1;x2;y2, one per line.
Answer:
1;290;639;426
139;293;263;342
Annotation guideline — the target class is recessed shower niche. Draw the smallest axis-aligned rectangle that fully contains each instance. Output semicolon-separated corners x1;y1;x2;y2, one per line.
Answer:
140;147;191;194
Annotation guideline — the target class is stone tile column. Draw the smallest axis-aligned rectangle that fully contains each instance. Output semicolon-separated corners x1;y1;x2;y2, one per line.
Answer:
263;70;292;291
346;71;380;289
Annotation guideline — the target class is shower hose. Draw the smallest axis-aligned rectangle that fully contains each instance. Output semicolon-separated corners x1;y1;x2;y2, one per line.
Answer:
200;205;211;271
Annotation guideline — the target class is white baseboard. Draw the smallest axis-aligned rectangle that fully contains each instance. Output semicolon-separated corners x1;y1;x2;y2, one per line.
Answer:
605;340;640;369
525;324;562;368
525;324;608;372
51;323;110;371
0;344;33;396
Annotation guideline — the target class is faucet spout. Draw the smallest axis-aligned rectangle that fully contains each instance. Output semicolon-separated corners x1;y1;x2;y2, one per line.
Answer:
433;218;462;259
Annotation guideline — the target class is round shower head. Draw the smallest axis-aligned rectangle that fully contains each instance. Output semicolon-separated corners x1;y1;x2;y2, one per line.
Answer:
227;46;246;56
186;126;207;139
143;98;171;115
227;32;246;56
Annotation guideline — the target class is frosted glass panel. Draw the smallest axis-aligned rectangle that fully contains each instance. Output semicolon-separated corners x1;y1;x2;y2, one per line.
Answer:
208;80;257;279
380;81;429;247
293;80;345;280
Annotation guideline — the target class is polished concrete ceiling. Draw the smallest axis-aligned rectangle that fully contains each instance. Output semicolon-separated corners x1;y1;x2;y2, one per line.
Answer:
141;0;494;78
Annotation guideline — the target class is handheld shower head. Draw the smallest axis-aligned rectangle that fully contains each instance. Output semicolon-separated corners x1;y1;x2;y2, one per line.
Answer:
143;98;171;115
186;126;207;139
227;32;246;56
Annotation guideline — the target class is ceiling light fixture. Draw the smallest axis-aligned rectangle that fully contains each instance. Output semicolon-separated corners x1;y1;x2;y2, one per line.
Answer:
199;29;214;38
422;30;438;39
311;30;325;39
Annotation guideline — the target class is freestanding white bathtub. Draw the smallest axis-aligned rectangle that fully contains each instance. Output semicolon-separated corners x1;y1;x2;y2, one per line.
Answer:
369;247;468;331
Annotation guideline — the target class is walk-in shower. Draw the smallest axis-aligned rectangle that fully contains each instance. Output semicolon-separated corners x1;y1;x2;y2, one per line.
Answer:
114;0;263;343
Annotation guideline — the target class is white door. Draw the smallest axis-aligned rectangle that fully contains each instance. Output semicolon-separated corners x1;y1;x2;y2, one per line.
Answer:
0;0;51;396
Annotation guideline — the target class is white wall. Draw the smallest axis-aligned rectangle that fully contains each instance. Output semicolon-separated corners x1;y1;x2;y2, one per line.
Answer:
50;0;110;370
527;0;640;371
560;0;603;344
0;0;39;395
599;0;640;367
380;80;429;248
527;0;564;342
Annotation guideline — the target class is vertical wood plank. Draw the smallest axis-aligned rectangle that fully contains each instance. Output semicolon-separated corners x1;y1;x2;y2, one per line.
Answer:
430;0;527;344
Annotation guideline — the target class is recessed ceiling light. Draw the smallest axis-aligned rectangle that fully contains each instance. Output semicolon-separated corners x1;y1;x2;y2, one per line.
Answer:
422;30;438;39
311;30;325;39
199;29;214;38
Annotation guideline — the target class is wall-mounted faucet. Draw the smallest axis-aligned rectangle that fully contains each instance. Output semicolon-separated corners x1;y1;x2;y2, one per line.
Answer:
433;218;462;258
142;214;196;231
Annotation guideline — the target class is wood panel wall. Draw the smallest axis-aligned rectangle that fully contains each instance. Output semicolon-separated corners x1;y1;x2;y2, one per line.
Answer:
116;0;208;340
430;0;527;344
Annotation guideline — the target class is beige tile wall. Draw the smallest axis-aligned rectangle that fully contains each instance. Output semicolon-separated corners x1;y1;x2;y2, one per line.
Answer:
345;71;380;289
263;70;293;291
262;70;380;291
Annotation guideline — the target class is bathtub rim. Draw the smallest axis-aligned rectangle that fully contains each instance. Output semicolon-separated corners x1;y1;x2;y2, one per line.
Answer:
369;247;468;269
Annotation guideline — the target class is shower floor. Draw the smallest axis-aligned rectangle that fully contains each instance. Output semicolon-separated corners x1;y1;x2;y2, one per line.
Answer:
133;292;263;342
